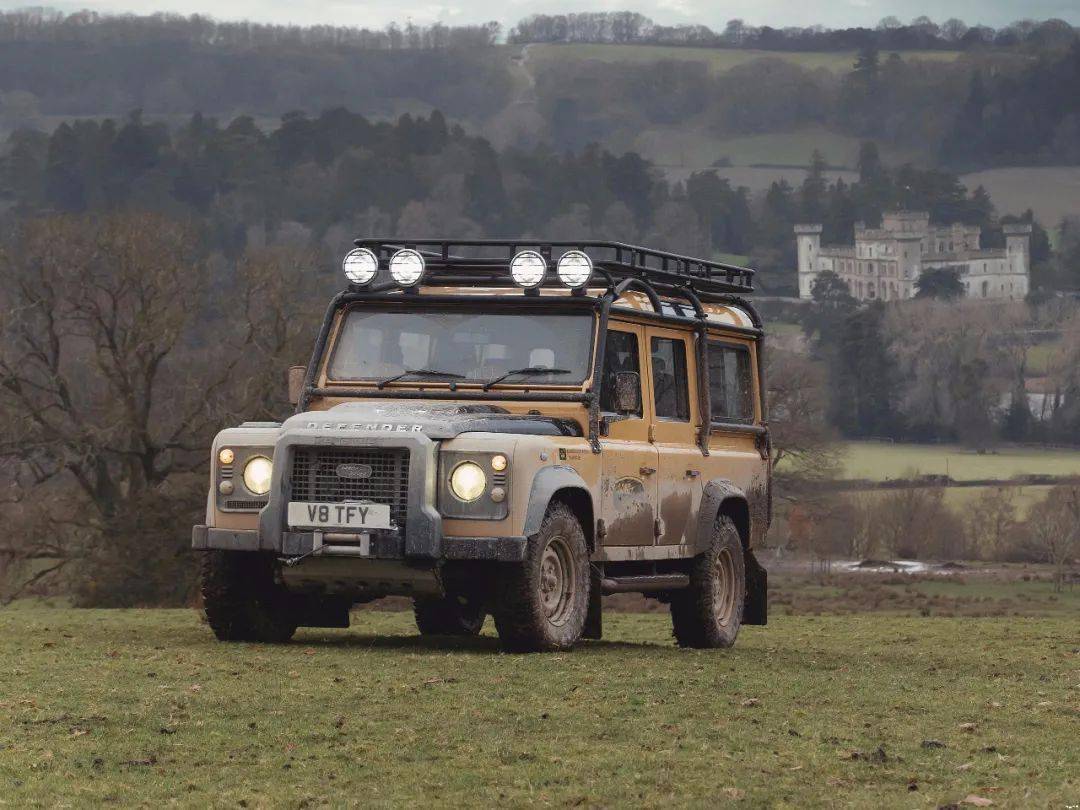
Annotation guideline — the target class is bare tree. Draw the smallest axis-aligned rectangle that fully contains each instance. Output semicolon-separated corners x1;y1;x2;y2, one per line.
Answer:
1027;485;1080;591
0;213;230;601
766;349;841;486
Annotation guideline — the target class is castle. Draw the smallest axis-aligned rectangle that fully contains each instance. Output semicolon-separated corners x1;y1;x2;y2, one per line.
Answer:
795;212;1031;301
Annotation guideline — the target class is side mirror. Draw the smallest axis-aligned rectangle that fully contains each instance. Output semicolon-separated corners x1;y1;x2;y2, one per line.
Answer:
612;371;641;415
287;365;306;406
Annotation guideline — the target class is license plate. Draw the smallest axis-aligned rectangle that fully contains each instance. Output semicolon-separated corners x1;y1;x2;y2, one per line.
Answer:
287;502;392;530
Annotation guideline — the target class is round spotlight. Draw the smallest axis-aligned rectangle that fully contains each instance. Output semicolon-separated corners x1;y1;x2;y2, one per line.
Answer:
510;250;547;288
557;250;593;288
342;247;379;285
389;249;426;287
491;454;508;472
218;448;235;465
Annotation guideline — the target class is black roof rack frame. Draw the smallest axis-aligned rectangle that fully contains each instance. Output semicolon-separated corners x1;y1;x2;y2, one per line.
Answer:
354;238;755;300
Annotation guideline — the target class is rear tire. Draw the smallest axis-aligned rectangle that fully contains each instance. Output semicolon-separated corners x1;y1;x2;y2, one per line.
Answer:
670;514;745;649
201;551;298;643
413;596;485;636
492;501;590;653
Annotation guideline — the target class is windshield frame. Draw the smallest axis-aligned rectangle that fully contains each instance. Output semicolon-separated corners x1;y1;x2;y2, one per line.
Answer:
322;300;599;390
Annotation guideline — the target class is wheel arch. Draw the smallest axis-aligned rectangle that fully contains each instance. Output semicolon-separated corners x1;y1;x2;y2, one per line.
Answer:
696;479;751;553
522;466;595;552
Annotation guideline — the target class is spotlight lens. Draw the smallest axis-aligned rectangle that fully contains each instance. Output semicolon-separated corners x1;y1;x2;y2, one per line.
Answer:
218;448;235;465
510;250;546;288
343;248;378;285
491;454;508;472
557;250;593;288
242;456;273;496
449;461;487;502
389;249;426;287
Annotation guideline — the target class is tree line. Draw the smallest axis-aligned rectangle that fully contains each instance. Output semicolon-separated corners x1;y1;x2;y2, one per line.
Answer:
509;12;1077;52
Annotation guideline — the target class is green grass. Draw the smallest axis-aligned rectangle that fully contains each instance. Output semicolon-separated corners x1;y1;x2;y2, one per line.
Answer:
839;441;1080;482
528;44;963;75
1;605;1076;806
960;166;1080;235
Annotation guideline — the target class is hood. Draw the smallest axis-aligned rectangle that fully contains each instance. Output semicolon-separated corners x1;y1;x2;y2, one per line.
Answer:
284;402;582;439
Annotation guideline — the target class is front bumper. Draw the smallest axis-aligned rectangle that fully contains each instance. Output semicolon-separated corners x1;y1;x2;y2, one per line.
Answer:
192;525;527;562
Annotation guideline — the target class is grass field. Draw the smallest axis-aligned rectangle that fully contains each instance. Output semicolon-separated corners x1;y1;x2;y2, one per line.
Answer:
528;44;963;75
839;441;1080;482
960;167;1080;235
0;604;1076;807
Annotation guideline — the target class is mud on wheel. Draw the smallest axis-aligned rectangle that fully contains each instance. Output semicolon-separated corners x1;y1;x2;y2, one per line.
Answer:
201;550;298;643
670;514;746;649
492;501;589;653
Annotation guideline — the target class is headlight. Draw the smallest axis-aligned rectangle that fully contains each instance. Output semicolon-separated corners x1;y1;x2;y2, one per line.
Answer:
242;456;273;495
343;247;378;285
389;248;426;287
510;250;546;288
449;461;486;502
557;250;593;288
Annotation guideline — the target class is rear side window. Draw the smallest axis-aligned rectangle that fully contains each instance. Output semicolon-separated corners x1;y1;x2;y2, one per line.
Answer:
708;343;754;424
650;337;689;421
600;329;642;416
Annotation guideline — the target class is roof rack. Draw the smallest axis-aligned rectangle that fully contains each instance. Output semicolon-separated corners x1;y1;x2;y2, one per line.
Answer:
353;238;755;299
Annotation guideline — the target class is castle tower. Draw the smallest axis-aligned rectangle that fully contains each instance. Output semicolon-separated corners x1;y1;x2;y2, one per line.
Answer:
794;224;823;299
1003;223;1032;282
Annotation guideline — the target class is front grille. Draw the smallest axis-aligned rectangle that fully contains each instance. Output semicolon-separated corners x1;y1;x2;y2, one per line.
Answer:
290;447;410;531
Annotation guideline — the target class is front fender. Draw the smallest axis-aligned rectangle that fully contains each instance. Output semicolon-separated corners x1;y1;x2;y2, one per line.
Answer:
695;479;750;555
522;465;593;537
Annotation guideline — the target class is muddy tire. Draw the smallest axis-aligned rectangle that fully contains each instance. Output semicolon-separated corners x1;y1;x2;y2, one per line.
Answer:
669;514;745;649
200;551;298;643
492;501;589;653
413;596;485;636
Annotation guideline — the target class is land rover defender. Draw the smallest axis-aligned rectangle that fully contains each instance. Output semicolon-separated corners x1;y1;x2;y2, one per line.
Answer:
193;240;770;652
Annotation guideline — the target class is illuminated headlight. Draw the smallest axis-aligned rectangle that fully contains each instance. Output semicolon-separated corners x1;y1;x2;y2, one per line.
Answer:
449;461;486;502
557;250;593;288
510;250;546;288
242;456;273;496
389;249;426;287
343;247;378;285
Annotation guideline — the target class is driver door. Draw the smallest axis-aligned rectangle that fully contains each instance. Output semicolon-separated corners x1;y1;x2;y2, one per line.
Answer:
598;324;659;547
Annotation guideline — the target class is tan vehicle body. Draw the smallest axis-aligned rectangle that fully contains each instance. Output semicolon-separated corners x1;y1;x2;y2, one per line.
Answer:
204;288;769;558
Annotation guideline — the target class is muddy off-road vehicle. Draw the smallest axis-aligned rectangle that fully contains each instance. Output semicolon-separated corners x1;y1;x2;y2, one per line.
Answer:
193;240;769;652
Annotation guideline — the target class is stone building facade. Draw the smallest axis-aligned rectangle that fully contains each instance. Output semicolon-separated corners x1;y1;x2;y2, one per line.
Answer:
796;211;1031;301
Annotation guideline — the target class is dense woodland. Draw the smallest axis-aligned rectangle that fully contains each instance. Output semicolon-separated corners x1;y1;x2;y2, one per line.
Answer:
1;10;1079;169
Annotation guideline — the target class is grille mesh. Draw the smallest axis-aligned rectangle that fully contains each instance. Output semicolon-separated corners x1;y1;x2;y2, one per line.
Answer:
290;447;410;531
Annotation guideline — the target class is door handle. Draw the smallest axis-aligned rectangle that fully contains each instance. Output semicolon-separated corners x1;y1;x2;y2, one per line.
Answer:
686;469;700;478
639;466;656;476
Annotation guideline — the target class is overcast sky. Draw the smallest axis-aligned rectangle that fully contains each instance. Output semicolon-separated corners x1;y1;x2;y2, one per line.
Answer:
38;0;1080;30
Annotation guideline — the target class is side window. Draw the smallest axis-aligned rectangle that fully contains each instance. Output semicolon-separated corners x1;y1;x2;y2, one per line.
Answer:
650;337;689;421
707;343;754;424
600;329;642;417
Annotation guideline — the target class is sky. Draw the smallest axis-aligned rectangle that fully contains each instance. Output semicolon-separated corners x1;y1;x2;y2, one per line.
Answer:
36;0;1080;31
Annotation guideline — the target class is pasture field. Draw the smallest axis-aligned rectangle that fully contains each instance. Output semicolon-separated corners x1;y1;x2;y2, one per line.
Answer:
960;167;1080;234
1;603;1076;807
839;440;1080;482
527;44;963;75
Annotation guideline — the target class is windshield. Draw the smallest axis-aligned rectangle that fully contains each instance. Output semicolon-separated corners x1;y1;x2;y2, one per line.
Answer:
327;308;595;385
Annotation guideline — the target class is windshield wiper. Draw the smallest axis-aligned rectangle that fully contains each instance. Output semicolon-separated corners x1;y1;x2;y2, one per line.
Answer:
482;366;572;391
376;369;464;389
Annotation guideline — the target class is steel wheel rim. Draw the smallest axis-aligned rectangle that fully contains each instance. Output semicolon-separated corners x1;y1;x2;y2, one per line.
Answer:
713;547;737;628
539;535;576;627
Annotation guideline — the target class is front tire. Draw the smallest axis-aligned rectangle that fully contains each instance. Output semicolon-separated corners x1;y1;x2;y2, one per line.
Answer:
670;515;745;649
413;596;485;636
201;551;298;643
492;502;589;653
